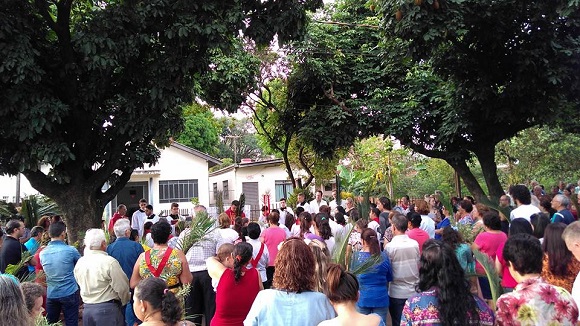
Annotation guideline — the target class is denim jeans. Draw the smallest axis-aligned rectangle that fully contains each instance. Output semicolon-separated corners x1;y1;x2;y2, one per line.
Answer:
125;302;138;326
356;305;389;325
46;291;79;326
388;297;407;326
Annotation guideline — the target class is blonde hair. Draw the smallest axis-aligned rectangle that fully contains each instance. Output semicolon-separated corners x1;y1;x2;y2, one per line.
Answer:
218;213;231;229
216;243;234;262
309;240;330;293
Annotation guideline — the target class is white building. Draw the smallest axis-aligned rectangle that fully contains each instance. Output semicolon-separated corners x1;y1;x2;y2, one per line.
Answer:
0;174;39;204
208;158;295;220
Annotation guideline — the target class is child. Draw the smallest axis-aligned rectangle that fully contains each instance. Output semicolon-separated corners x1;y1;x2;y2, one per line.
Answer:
211;243;235;292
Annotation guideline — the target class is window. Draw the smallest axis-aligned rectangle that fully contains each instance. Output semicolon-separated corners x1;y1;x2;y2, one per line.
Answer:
213;183;218;201
159;180;198;203
275;180;294;201
223;181;229;201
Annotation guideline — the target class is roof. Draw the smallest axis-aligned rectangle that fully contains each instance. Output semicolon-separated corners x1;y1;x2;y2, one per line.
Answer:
209;158;285;176
170;142;222;167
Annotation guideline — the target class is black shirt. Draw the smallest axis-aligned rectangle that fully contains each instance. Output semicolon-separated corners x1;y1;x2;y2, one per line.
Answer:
0;236;28;277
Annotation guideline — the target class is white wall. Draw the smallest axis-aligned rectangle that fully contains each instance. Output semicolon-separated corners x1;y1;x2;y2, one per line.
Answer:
0;174;39;203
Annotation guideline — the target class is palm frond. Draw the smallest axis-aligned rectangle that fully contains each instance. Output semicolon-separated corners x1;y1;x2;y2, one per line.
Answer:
331;224;354;269
473;249;503;309
5;251;34;282
237;193;245;218
177;211;216;254
34;315;63;326
349;252;384;276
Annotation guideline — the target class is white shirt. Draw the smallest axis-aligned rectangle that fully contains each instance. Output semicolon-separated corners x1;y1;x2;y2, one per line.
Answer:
217;227;240;244
510;204;540;223
420;215;436;239
309;199;328;214
131;210;147;238
574;272;580;321
278;207;294;226
368;220;381;236
297;202;312;214
247;238;269;282
328;200;338;214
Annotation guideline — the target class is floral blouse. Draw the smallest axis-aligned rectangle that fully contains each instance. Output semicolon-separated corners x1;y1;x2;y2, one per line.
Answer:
541;253;580;294
139;248;182;291
400;287;494;325
496;277;579;326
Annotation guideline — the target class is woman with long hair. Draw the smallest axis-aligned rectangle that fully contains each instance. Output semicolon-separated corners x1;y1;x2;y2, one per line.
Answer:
0;275;32;326
309;239;331;292
541;222;580;293
299;211;314;238
318;264;384;326
441;227;474;274
350;228;392;325
260;211;287;289
401;240;494;325
208;242;262;326
133;277;193;326
130;220;192;292
244;238;336;325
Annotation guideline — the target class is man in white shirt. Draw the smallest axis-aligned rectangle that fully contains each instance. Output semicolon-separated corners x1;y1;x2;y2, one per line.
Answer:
74;229;130;325
309;190;328;214
562;221;580;322
131;198;148;238
278;198;294;226
328;190;339;215
385;213;420;326
509;185;540;223
296;193;312;214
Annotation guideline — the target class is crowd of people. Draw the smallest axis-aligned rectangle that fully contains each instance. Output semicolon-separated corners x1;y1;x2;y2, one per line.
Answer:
1;180;580;325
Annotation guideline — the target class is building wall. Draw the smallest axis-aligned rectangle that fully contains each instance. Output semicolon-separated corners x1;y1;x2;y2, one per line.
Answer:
0;174;39;203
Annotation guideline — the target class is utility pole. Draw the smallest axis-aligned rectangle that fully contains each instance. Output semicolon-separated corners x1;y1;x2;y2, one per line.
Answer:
225;135;241;163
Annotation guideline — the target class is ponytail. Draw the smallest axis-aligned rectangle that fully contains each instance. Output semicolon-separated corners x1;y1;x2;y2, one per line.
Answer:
161;289;181;325
324;263;358;303
361;228;380;255
233;242;253;282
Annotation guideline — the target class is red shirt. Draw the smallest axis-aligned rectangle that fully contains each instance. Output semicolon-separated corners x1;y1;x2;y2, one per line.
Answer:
225;208;246;225
108;212;125;232
406;228;430;253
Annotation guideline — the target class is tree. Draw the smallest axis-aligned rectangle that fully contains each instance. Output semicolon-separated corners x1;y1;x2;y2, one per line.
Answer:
217;117;263;163
176;103;220;156
376;0;580;203
0;0;323;241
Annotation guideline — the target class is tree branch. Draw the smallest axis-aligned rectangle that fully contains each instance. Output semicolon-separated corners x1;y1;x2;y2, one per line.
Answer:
34;0;58;31
299;146;314;188
322;83;350;112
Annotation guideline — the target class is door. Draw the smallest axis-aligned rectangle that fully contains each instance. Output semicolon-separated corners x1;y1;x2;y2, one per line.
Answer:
116;181;149;217
242;182;259;220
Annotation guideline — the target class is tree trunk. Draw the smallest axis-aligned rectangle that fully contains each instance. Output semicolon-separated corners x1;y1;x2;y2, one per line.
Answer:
52;190;105;246
445;158;488;203
473;144;505;204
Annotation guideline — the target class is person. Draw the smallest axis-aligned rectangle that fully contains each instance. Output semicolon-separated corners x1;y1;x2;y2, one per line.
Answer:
349;218;368;253
496;234;579;325
278;198;294;226
74;228;130;326
406;212;429;254
309;239;331;292
456;199;475;225
217;213;241;244
494;218;533;293
0;275;33;326
368;207;382;235
39;221;81;326
499;195;512;209
413;199;436;239
131;198;148;238
541;223;580;293
131;220;192;292
133;277;193;326
108;204;127;238
551;194;575;224
440;227;474;274
225;200;246;225
0;219;30;279
311;213;336;253
21;281;45;319
143;204;160;227
167;202;183;227
471;211;507;300
563;221;580;316
210;243;235;291
260;211;287;289
244;238;336;325
530;212;550;242
328;190;339;213
208;242;262;326
296;192;312;214
401;240;495;325
384;213;420;326
24;226;44;275
107;218;144;326
509;184;540;222
310;190;328;214
246;223;269;289
178;216;223;325
350;228;392;325
318;264;384;326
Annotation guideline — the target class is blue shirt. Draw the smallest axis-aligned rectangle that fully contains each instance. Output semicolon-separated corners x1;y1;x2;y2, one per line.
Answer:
106;237;144;279
435;217;451;240
40;240;81;298
24;238;40;273
552;209;575;225
353;251;393;308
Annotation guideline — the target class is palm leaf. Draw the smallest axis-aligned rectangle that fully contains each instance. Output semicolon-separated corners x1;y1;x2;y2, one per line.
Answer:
237;193;245;218
472;249;503;309
176;211;216;255
331;224;354;269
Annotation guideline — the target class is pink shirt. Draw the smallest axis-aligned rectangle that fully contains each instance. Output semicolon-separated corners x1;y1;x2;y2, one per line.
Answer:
496;242;517;288
262;227;287;266
406;228;430;253
474;231;507;274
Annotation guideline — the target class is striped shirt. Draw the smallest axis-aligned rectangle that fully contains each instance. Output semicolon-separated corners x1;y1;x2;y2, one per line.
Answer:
386;234;420;299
